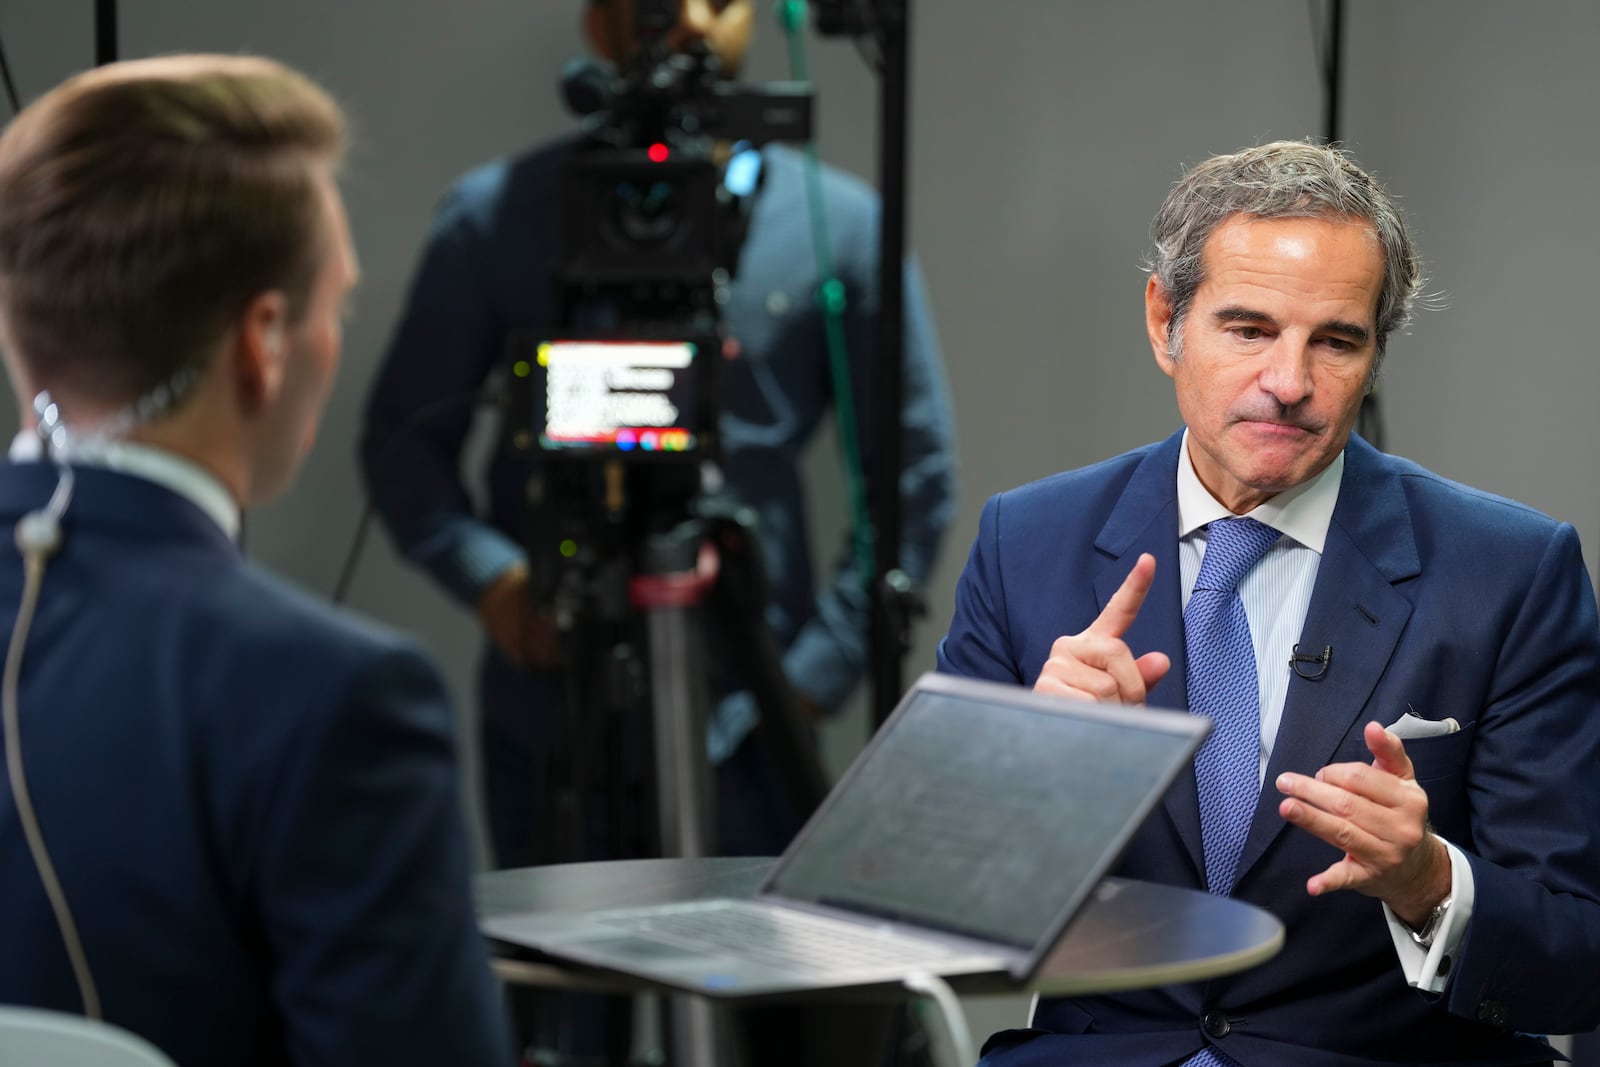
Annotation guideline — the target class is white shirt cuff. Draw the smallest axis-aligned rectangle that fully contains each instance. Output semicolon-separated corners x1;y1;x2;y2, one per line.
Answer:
1383;836;1474;992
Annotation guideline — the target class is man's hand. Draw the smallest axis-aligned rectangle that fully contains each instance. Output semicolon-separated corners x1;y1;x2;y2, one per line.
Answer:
1275;720;1452;925
1032;553;1171;704
476;562;563;669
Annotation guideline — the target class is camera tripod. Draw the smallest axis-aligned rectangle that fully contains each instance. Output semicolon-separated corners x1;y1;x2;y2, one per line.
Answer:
533;461;828;1066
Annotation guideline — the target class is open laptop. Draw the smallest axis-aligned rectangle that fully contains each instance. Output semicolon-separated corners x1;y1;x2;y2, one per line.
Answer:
482;672;1209;997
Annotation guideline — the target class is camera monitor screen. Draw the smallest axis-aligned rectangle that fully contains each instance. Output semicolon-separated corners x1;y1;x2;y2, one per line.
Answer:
528;338;711;458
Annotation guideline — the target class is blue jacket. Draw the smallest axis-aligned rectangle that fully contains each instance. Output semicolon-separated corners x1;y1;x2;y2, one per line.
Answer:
0;463;510;1066
939;431;1600;1066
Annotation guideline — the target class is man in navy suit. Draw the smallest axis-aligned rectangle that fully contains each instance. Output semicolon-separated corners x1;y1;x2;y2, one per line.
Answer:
0;56;510;1064
939;141;1600;1066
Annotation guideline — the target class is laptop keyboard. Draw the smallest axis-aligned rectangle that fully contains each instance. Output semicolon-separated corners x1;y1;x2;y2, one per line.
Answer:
595;900;964;973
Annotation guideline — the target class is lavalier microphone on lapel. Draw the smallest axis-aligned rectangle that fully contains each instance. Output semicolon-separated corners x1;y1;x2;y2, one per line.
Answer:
1290;644;1333;680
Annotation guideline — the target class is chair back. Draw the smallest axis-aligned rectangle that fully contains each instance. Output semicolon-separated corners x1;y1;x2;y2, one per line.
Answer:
0;1006;177;1066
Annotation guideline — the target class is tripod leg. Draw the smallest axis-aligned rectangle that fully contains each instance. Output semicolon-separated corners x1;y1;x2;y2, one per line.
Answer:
643;600;733;1066
630;525;741;1066
645;602;713;857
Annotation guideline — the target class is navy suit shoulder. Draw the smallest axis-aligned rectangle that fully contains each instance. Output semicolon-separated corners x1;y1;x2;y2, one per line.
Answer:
938;437;1175;687
989;441;1163;522
1369;445;1570;543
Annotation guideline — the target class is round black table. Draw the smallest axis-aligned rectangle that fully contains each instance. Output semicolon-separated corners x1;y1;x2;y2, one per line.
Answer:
476;857;1283;997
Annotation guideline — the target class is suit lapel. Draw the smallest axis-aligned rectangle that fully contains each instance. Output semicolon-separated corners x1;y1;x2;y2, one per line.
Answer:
1091;433;1205;879
1234;436;1419;886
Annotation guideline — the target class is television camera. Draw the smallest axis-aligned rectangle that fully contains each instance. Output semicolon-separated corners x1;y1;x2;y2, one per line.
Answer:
503;0;827;871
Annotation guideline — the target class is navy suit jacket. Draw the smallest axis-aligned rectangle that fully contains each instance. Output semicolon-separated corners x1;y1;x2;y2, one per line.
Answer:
0;463;510;1066
939;431;1600;1067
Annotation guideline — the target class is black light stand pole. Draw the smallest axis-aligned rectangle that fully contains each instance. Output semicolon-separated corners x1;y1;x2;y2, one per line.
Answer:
806;0;919;728
1323;0;1343;144
95;0;117;65
1320;0;1384;449
869;0;913;729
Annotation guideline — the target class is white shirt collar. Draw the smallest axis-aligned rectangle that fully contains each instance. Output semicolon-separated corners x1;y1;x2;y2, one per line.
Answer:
9;431;241;541
1175;428;1343;553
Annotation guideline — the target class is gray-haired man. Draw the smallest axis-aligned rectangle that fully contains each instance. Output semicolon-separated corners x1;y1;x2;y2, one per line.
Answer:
940;140;1600;1067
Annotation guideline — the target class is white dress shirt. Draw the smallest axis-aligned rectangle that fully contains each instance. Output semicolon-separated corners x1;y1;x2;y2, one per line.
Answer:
9;431;240;541
1175;430;1470;992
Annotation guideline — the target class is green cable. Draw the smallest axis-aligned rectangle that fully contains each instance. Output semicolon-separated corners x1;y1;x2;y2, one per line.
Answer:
775;0;876;593
775;23;940;1045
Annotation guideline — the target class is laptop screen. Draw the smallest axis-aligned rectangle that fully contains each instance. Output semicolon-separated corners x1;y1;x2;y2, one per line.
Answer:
766;674;1207;951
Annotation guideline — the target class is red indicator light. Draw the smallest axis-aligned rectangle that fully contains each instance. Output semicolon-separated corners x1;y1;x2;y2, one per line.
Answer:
647;142;670;163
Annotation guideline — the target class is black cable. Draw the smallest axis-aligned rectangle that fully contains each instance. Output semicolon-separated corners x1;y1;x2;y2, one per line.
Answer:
95;0;117;67
851;0;885;73
851;35;883;74
1310;0;1382;448
329;502;374;606
1308;0;1346;143
868;0;911;728
1323;0;1344;145
1307;0;1329;83
810;0;885;72
330;386;502;606
0;28;23;114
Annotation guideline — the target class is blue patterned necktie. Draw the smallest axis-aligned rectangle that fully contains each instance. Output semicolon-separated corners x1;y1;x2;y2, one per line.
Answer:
1182;517;1281;1067
1187;517;1281;896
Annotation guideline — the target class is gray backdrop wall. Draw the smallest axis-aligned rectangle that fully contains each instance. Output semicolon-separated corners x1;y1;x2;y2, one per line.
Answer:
2;0;1597;845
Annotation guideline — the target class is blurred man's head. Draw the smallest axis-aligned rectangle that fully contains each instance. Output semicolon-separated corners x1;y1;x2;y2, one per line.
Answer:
584;0;755;78
0;53;352;506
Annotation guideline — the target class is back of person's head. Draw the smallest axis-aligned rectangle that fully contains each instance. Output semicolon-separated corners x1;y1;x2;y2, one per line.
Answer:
0;54;346;419
1147;140;1424;360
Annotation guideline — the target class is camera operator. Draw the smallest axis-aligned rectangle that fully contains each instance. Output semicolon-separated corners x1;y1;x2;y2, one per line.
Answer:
360;1;956;1063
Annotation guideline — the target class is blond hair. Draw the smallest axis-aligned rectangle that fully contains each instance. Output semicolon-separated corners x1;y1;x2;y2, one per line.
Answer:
0;54;345;407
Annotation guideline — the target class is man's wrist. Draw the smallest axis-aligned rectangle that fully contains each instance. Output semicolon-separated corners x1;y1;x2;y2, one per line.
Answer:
1389;833;1453;928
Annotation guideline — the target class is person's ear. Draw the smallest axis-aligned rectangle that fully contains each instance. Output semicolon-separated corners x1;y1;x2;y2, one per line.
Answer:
1146;275;1178;379
234;290;288;414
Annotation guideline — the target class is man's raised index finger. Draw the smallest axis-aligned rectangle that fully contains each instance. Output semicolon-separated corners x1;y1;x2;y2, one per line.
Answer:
1087;553;1157;639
